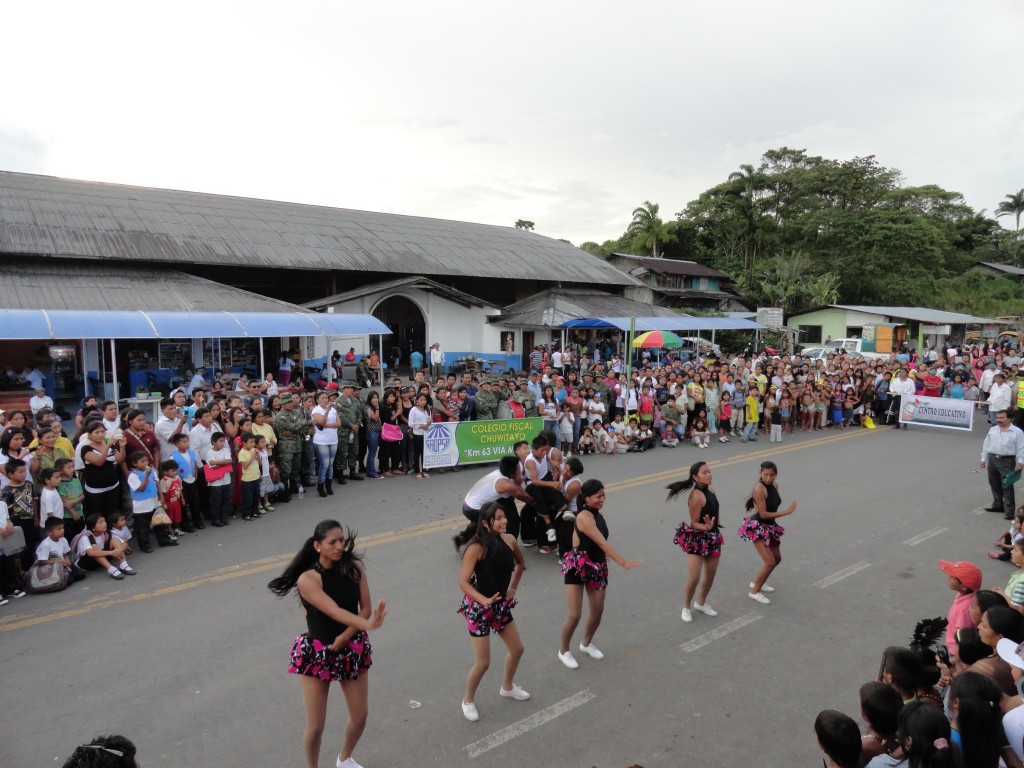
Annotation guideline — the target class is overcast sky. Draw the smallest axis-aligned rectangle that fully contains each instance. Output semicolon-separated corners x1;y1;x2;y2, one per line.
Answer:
1;0;1021;246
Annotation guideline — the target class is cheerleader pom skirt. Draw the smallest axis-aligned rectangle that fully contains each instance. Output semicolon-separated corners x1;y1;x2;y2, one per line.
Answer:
559;548;609;589
457;594;518;637
287;631;373;682
673;523;724;558
737;515;785;546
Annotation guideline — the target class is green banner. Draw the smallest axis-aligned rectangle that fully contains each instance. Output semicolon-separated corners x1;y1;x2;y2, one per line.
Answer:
422;417;544;468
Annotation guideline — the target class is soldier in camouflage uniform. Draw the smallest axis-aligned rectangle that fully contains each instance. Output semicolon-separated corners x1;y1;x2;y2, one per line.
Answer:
334;380;365;482
474;379;498;421
512;379;536;415
299;393;318;486
272;393;310;500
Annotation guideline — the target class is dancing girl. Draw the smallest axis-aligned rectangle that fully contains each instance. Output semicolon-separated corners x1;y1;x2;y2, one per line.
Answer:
738;460;797;603
668;461;723;623
557;478;641;669
457;502;528;722
268;520;387;768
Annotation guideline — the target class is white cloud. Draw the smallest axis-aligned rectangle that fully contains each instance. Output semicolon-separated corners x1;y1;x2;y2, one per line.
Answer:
0;0;1021;244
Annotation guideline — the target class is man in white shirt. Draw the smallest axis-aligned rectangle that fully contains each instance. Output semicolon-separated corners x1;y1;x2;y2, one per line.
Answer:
429;343;445;380
186;367;209;397
889;369;917;430
19;366;44;391
551;348;563;373
989;373;1013;426
980;410;1024;519
154;397;190;461
28;388;53;416
980;363;998;411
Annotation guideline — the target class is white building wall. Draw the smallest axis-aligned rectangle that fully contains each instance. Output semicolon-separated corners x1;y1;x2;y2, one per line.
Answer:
310;288;510;360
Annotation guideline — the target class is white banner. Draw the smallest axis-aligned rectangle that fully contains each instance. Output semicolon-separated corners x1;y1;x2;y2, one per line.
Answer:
897;394;974;431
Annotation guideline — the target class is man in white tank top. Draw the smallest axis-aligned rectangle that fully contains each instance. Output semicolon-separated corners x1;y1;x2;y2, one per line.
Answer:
454;455;532;549
522;434;568;552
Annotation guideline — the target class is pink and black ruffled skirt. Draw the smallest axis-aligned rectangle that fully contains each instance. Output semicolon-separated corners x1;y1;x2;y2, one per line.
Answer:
287;631;373;682
737;515;785;546
559;548;609;589
457;594;518;637
673;523;724;558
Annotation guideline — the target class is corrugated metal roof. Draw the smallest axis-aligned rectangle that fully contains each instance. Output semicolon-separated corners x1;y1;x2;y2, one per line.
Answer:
303;276;495;310
494;287;684;328
0;258;312;313
977;261;1024;276
831;305;1000;325
0;171;639;286
610;253;731;278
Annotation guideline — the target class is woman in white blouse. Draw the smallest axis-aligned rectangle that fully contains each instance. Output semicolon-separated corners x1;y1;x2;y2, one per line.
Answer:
407;394;432;479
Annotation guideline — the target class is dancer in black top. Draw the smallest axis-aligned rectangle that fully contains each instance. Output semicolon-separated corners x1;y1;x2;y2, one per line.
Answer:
457;502;528;722
668;461;723;623
557;478;640;669
268;520;387;768
738;460;797;604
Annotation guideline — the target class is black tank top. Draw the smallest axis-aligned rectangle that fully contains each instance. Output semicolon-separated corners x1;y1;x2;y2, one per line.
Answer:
753;481;781;524
574;507;609;563
473;536;515;597
301;560;361;643
693;483;719;532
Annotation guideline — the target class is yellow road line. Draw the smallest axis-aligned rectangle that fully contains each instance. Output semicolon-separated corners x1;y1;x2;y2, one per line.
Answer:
0;429;873;633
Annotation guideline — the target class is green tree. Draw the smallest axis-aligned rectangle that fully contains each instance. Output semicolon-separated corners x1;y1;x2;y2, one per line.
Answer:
996;189;1024;233
996;189;1024;263
514;219;535;230
626;201;674;258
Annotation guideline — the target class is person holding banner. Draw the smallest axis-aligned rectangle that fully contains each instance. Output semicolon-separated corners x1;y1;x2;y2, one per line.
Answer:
980;410;1024;521
889;369;915;430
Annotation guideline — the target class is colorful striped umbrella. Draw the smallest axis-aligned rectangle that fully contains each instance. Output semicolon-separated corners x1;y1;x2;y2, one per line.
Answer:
631;330;683;348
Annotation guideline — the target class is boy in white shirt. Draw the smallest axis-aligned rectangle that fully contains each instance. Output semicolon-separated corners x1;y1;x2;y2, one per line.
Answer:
591;421;615;455
0;499;27;602
36;517;86;583
205;432;234;527
38;468;64;539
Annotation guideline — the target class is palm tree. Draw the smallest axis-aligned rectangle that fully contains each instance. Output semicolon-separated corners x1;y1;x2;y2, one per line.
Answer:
996;189;1024;233
627;201;672;258
727;164;770;281
997;189;1024;265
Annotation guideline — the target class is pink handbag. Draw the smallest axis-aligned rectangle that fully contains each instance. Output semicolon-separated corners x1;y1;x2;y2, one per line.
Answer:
381;423;403;443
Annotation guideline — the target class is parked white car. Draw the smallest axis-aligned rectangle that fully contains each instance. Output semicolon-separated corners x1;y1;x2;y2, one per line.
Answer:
797;346;865;362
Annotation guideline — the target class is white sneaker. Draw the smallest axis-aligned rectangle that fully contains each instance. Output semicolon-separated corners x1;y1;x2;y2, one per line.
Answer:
499;684;531;700
461;700;480;722
719;436;727;443
557;650;579;669
749;591;771;604
694;602;718;617
579;642;604;660
750;582;774;593
546;528;557;543
337;757;364;768
681;608;692;622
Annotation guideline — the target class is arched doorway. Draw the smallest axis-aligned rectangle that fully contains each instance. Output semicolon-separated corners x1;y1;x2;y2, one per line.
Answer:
372;295;426;375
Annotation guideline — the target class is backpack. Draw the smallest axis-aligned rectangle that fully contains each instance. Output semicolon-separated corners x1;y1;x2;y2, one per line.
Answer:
25;560;72;593
68;530;96;565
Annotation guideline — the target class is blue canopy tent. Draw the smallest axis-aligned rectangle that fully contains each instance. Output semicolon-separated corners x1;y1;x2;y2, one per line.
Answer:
560;316;765;376
0;309;391;400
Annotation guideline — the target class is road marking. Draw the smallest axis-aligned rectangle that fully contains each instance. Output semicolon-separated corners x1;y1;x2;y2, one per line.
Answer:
903;527;947;546
813;561;871;589
0;516;464;633
463;689;596;758
971;507;986;516
680;613;762;652
0;429;876;633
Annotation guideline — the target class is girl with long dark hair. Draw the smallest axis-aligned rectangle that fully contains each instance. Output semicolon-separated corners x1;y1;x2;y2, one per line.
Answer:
457;502;528;722
668;461;722;623
865;700;955;768
557;479;640;669
738;460;797;604
268;520;387;768
949;672;1006;768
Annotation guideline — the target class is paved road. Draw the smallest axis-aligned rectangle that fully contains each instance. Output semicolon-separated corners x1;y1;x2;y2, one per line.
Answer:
1;422;1009;767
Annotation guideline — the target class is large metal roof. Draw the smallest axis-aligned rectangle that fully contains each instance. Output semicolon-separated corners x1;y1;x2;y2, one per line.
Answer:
494;287;683;328
0;258;312;313
0;171;639;286
304;276;496;310
831;305;1002;325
